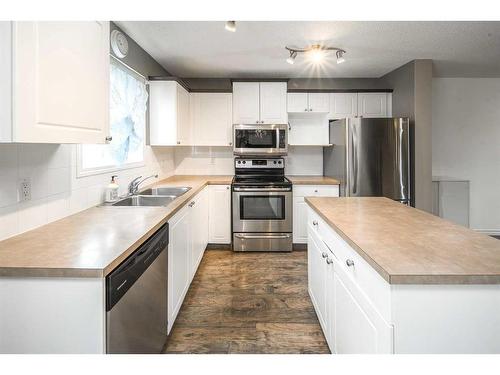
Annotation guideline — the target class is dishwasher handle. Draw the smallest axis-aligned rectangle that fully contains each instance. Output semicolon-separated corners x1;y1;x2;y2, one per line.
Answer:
106;223;169;311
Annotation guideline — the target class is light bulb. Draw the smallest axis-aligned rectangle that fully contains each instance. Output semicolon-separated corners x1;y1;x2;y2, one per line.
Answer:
309;46;325;64
225;21;236;32
286;51;297;64
336;50;345;64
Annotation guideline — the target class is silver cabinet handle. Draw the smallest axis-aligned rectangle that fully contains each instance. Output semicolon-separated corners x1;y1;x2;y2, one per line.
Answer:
326;258;333;264
105;136;113;142
189;201;195;207
226;186;230;190
312;220;318;226
177;141;181;145
322;252;328;258
314;189;318;193
229;142;232;146
304;108;308;111
346;259;354;267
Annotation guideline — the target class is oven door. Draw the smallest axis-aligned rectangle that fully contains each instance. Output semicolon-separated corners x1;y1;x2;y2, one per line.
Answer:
233;124;288;155
232;187;292;233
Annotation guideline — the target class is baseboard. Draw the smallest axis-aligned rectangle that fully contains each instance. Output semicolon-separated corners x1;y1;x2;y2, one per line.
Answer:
206;243;232;250
293;243;307;251
474;229;500;236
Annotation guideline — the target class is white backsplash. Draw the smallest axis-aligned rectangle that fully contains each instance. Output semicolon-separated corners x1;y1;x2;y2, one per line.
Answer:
0;143;175;241
173;145;323;176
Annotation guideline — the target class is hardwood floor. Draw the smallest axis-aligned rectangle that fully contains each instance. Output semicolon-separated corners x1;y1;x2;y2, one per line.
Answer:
164;249;330;354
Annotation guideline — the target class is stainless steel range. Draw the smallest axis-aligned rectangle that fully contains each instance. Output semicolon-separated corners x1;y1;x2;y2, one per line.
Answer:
232;157;292;252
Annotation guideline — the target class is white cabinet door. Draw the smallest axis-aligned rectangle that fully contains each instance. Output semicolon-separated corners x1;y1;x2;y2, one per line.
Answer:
334;272;378;354
308;226;328;332
287;93;308;113
190;188;209;280
357;93;390;118
232;82;260;124
326;258;336;353
259;82;288;124
167;205;191;333
329;93;358;119
191;93;233;146
308;93;330;113
293;197;309;243
13;21;110;143
208;185;231;244
176;84;191;145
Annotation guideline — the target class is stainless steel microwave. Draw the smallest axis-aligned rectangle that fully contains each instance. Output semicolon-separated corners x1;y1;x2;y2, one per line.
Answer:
233;124;288;156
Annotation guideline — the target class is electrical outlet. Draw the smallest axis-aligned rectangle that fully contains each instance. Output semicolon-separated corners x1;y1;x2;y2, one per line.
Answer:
18;178;31;202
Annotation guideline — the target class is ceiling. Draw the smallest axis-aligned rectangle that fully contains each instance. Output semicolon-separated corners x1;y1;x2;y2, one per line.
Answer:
116;21;500;78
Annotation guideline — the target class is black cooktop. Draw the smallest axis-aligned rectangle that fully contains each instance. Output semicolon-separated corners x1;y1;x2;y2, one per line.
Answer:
232;175;292;187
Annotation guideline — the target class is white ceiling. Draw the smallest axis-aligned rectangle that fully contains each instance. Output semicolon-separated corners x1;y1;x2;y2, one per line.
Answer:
116;21;500;78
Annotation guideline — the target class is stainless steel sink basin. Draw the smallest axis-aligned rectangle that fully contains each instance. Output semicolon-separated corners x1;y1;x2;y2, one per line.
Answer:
140;186;191;197
112;195;176;207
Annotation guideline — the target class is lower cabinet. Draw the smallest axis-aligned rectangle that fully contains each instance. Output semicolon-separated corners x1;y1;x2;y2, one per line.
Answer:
294;185;339;244
308;206;393;354
208;185;232;244
167;187;209;333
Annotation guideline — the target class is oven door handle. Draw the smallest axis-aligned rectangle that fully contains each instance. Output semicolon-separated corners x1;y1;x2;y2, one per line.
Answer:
233;187;292;192
234;233;292;239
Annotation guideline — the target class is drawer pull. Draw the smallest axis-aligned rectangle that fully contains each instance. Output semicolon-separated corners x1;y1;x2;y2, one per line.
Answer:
346;259;355;267
312;220;318;226
326;258;333;264
314;189;318;193
321;252;328;258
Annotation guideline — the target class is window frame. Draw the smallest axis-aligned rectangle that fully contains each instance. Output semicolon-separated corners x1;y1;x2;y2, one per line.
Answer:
76;57;148;178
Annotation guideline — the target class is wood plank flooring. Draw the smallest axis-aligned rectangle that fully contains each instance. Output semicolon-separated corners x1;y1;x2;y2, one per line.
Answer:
164;249;330;354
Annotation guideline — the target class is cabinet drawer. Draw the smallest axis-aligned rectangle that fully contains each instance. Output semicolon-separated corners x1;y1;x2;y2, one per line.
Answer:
294;185;339;198
307;206;392;322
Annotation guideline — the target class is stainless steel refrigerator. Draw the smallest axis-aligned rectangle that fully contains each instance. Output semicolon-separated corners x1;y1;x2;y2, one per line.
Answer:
324;117;411;205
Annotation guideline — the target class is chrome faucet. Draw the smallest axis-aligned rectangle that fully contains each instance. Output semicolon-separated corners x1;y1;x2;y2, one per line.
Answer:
128;174;159;195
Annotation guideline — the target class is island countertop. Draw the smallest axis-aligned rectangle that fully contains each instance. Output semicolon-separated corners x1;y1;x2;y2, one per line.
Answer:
305;197;500;284
0;175;232;278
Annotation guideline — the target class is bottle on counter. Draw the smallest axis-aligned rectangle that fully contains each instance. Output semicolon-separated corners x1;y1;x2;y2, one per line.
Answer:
105;175;119;202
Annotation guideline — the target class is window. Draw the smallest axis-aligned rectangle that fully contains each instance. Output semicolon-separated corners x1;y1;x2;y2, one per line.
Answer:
77;59;149;177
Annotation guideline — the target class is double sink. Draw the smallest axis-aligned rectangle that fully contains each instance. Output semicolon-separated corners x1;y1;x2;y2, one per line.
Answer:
112;187;192;207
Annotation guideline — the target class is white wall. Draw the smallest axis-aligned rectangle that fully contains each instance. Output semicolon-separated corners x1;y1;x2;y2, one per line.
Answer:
173;146;323;176
432;78;500;233
0;144;175;241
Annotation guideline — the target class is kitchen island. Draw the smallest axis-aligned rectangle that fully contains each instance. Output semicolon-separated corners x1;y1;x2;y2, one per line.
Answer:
305;197;500;354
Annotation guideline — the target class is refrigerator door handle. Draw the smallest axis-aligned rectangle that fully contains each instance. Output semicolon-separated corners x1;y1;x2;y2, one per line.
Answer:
351;126;358;195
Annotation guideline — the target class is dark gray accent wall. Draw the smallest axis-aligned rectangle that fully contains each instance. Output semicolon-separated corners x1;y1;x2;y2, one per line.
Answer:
381;60;433;212
182;77;392;93
110;22;170;77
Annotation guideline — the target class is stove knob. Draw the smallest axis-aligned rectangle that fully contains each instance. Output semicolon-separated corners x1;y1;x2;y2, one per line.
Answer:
278;160;282;164
273;160;277;164
237;160;241;164
243;161;246;164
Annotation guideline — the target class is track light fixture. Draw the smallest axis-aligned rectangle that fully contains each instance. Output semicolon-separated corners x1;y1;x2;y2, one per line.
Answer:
285;44;346;65
225;21;236;32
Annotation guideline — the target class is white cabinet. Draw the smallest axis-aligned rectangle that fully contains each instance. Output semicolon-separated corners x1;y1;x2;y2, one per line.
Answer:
191;93;233;146
293;185;339;243
288;93;329;113
329;93;358;119
208;185;232;244
189;187;209;281
357;93;391;118
233;82;287;124
168;187;210;333
149;81;192;146
1;21;110;143
167;204;191;333
308;226;329;332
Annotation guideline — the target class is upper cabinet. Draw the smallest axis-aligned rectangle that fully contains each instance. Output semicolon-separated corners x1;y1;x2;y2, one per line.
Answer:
288;92;329;113
1;21;110;144
190;93;233;146
232;82;287;124
357;93;392;118
329;93;358;119
149;81;192;146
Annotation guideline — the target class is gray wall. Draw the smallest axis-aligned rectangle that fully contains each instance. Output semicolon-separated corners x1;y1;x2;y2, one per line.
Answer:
182;77;391;92
381;60;433;212
110;22;170;77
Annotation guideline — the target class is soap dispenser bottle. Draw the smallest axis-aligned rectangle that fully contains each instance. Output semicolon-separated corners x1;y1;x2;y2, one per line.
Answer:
105;175;119;202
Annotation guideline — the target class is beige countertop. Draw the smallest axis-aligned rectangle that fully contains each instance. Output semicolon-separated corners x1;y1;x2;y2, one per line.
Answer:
287;176;340;185
0;175;232;278
305;197;500;284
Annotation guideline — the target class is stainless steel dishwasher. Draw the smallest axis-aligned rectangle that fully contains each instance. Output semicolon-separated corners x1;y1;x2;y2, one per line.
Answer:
106;223;168;354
